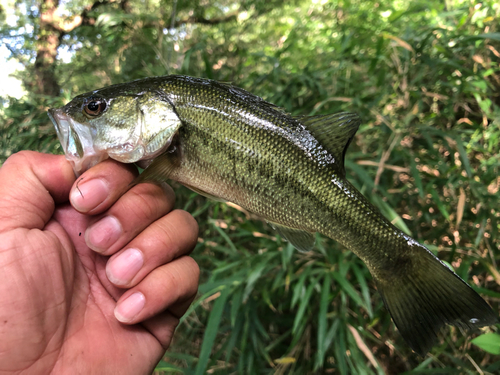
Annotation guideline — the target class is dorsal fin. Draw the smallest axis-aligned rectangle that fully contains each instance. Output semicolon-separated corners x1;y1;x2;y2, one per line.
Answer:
296;112;360;177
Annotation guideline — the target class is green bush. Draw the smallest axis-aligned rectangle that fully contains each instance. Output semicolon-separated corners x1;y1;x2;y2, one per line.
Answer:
1;0;499;373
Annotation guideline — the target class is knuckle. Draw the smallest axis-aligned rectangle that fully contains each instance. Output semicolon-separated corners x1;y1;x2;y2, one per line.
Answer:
171;257;200;298
159;182;176;204
128;188;163;222
162;267;181;296
3;151;33;168
172;210;199;237
155;210;199;254
156;224;177;253
185;257;200;287
124;183;176;223
159;257;199;301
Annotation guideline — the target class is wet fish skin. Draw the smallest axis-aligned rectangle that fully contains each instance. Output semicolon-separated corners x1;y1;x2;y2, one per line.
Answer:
48;75;497;355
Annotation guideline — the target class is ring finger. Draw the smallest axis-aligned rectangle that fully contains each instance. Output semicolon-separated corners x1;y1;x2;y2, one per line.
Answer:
105;209;198;288
113;255;200;324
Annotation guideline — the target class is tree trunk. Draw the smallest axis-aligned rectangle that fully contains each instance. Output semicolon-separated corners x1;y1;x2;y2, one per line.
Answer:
34;0;61;96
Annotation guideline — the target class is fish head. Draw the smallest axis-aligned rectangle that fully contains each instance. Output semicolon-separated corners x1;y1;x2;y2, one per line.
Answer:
48;83;181;175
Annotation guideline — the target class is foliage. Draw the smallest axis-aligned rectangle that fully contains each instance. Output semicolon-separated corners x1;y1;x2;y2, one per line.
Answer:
471;333;500;355
1;0;500;373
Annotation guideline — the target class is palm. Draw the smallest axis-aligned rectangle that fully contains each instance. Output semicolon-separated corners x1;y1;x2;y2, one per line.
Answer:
0;204;162;373
0;153;199;374
55;203;164;371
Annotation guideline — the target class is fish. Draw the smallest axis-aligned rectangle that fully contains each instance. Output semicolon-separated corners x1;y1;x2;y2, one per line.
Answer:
48;75;497;355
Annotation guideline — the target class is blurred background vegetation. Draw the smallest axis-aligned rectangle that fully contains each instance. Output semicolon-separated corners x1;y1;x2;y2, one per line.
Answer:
1;0;500;373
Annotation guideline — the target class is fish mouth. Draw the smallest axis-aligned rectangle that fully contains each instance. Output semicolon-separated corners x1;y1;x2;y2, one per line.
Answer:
48;109;109;176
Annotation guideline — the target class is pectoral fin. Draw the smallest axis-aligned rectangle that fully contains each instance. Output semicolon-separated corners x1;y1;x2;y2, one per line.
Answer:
133;147;181;186
268;222;315;252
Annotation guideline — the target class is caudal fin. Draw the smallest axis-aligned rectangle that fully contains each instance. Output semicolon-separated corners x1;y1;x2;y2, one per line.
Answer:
376;249;497;356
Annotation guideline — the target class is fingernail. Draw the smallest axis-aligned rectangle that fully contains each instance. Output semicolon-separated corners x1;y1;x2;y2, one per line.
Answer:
106;248;144;286
85;216;122;252
115;292;146;323
70;179;109;212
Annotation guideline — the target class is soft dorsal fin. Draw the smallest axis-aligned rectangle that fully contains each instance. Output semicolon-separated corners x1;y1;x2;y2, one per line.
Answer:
268;222;316;252
296;112;360;177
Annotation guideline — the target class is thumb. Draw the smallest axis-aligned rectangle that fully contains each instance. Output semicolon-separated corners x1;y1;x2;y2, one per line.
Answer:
0;151;75;232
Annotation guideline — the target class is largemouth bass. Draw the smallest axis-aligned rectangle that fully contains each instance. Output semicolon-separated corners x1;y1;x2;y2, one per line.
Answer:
48;75;496;355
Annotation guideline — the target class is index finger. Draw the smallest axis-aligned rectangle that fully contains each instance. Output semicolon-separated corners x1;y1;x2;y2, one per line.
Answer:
68;159;138;215
0;151;75;232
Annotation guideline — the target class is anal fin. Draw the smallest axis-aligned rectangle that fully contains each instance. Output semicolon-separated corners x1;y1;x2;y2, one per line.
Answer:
183;183;227;203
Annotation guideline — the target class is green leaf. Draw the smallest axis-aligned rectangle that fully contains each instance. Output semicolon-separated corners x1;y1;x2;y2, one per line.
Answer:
292;276;318;333
195;287;231;375
430;187;450;221
230;286;244;326
471;333;500;355
462;33;500;43
210;220;239;253
243;260;268;301
154;360;183;373
331;271;367;311
291;266;311;308
351;263;373;318
454;135;473;178
316;273;331;369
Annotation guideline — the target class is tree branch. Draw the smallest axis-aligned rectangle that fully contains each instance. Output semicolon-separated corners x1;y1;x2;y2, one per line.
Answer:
173;12;239;27
42;0;238;36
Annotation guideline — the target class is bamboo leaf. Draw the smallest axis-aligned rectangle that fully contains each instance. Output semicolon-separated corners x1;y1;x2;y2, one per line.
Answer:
292;276;318;333
331;271;367;311
195;287;230;375
315;273;331;369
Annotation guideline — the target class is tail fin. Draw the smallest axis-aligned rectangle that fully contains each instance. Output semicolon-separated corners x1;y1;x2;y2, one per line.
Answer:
375;249;497;356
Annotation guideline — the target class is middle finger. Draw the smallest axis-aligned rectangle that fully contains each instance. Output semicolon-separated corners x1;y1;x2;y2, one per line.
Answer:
106;209;198;288
85;182;175;255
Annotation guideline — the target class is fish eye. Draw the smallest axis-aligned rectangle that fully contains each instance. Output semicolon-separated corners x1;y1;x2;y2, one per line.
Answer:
83;99;107;117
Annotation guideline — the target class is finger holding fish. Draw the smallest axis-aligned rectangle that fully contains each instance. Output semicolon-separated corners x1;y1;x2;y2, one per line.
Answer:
113;255;200;325
66;159;200;337
69;159;137;214
105;208;198;288
82;181;176;255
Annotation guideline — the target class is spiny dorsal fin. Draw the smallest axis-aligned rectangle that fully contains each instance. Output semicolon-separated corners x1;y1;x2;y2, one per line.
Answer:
133;147;181;186
296;112;360;177
268;222;316;252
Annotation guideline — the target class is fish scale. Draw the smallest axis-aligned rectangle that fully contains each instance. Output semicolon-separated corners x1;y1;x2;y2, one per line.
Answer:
169;88;326;231
48;74;497;355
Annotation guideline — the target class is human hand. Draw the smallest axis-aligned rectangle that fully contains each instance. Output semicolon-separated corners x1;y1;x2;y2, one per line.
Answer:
0;151;199;374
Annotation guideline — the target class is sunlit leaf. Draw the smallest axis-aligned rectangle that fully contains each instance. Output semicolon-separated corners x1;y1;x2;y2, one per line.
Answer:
471;333;500;355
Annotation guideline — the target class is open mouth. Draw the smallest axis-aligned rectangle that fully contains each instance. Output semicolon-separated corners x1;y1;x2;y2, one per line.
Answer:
48;109;108;176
